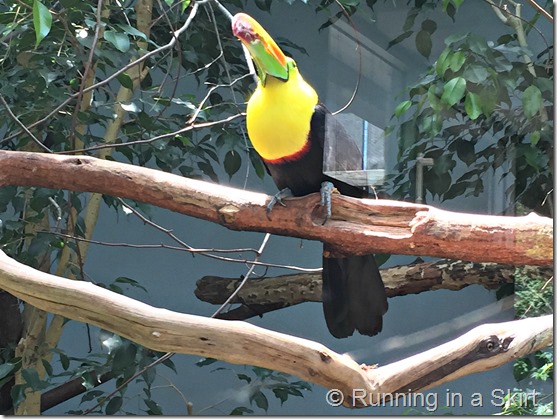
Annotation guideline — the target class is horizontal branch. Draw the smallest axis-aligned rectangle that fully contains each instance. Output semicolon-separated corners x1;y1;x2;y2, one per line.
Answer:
0;251;551;408
0;151;552;265
194;262;553;319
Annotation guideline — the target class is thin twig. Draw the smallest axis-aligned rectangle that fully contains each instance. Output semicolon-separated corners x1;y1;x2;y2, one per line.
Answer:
0;1;202;146
44;229;321;272
0;94;52;153
54;113;244;155
212;233;272;317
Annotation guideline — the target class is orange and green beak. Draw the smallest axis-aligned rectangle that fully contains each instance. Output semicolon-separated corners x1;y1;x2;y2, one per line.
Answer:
232;13;289;85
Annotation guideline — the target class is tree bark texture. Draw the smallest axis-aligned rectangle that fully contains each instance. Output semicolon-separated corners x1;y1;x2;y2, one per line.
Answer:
0;151;552;265
0;250;552;408
194;261;553;320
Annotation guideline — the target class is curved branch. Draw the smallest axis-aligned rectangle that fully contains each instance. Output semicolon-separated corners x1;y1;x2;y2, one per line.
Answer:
0;251;552;408
0;151;552;265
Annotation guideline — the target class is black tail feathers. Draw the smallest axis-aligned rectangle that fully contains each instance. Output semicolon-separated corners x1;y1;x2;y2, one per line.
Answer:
322;252;388;339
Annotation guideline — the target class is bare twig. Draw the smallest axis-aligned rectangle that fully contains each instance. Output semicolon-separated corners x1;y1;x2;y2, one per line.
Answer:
0;94;52;153
54;113;244;155
44;230;320;272
212;233;272;316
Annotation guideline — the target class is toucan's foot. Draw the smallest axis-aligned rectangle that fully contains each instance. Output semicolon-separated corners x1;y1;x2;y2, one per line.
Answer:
320;181;337;225
267;187;293;219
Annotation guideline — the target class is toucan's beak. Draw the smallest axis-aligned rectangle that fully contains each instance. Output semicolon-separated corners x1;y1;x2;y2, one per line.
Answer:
232;13;288;84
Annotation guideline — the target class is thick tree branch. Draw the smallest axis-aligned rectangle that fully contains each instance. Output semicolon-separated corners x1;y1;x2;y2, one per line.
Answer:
0;151;552;265
0;251;552;408
194;261;554;320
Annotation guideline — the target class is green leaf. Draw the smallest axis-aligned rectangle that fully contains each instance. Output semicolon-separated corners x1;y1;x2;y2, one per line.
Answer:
394;100;412;117
105;396;123;415
0;363;16;380
144;398;163;415
435;48;451;76
522;85;542;118
11;384;26;409
113;276;148;293
81;390;104;404
427;85;442;111
403;8;419;31
454;139;476;166
251;391;269;411
104;30;131;53
59;352;70;370
449;51;465;72
415;30;432;58
444;32;469;46
273;388;289;405
230;406;254;415
81;370;97;391
196;357;218;367
237;373;252;383
117;73;134;90
33;0;52;48
463;64;489;83
116;24;148;40
530;131;541;145
445;2;456;21
441;77;466;107
22;368;50;391
224;150;241;180
161;357;177;373
112;343;137;374
387;30;413;50
534;77;553;93
41;359;53;376
478;86;497;116
249;149;267;180
181;0;192;12
421;19;437;34
464;92;482;120
513;358;532;382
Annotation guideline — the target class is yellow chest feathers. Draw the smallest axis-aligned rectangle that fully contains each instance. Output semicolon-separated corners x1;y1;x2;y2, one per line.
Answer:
246;70;318;161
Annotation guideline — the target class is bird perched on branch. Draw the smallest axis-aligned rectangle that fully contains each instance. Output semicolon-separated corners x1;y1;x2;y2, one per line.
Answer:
231;13;387;338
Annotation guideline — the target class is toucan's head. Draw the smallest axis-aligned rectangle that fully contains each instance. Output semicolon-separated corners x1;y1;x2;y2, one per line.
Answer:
232;13;290;85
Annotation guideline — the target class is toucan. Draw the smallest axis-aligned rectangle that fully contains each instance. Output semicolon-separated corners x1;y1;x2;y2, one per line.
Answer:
232;13;388;338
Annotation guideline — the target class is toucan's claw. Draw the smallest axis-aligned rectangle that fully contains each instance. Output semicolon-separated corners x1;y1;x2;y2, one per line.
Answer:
320;181;336;225
267;187;293;219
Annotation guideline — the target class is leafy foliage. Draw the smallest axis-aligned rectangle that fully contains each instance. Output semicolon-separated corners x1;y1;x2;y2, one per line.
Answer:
384;7;553;216
502;267;554;415
195;358;312;414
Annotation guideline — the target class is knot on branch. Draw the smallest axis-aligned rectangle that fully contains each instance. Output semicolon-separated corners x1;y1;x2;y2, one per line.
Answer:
218;204;240;224
476;335;514;358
